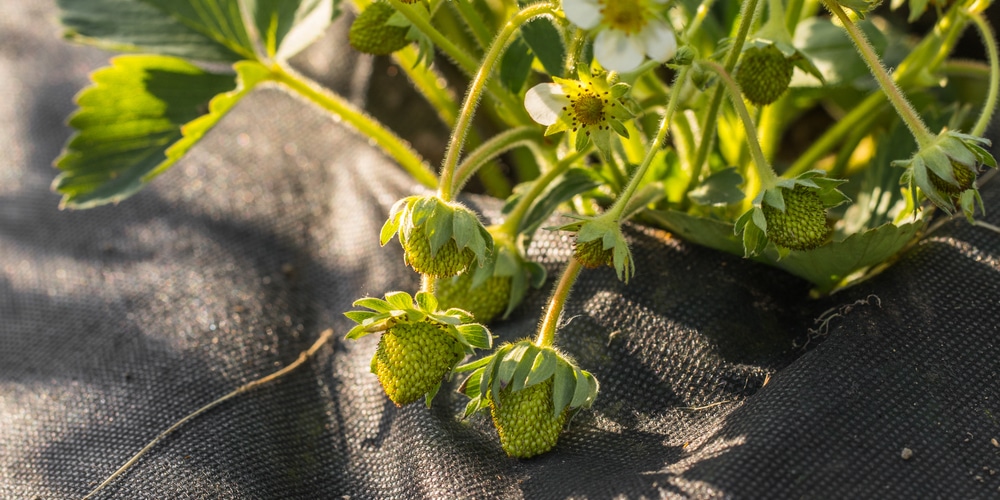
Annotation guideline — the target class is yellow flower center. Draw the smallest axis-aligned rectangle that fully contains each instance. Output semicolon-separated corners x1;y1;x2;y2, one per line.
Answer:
599;0;649;35
573;93;605;126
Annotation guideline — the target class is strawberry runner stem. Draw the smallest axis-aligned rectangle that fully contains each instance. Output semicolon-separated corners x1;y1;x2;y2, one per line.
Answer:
822;0;936;148
438;2;557;202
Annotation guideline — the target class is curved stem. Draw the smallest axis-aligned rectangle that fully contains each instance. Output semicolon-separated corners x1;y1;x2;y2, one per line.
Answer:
270;64;438;189
823;0;935;147
453;126;543;191
534;258;583;348
703;61;778;189
609;67;691;220
438;2;557;201
83;329;336;500
688;0;761;194
967;10;999;137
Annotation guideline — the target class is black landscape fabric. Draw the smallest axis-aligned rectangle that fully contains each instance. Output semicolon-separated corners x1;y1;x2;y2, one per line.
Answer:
2;3;999;499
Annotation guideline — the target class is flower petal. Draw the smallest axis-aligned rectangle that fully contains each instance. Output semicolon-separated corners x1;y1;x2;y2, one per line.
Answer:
594;29;645;73
638;21;677;63
524;83;568;126
562;0;602;29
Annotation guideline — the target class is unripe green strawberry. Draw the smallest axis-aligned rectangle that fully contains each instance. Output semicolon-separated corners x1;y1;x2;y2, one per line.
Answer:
436;272;512;323
762;186;828;250
488;380;568;458
403;224;477;277
928;161;977;197
349;1;409;56
373;321;464;406
574;238;612;269
736;45;794;106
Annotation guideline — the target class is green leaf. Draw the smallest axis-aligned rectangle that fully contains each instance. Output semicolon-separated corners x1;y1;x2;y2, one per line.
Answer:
515;168;602;235
521;17;565;78
793;17;886;87
58;0;256;62
247;0;341;60
774;221;924;293
500;35;533;94
455;356;493;374
688;168;745;206
53;56;271;209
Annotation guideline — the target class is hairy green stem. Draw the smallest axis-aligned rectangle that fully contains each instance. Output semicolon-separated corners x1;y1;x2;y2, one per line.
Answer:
688;0;761;195
823;0;935;147
534;257;583;348
703;61;778;189
270;64;437;188
788;2;968;176
609;67;691;220
967;10;999;137
453;126;543;191
438;2;557;201
565;28;587;76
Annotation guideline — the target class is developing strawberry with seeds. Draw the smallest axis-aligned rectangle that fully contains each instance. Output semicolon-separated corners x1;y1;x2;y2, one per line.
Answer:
345;291;492;407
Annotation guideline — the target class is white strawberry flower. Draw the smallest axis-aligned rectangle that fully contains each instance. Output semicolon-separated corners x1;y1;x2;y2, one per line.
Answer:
562;0;677;73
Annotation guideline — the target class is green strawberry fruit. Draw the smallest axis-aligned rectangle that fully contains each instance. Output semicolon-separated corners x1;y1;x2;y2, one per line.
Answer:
373;321;464;406
762;185;828;250
928;161;977;197
402;224;477;277
573;237;613;269
349;1;409;56
436;272;512;323
488;379;568;458
736;44;794;106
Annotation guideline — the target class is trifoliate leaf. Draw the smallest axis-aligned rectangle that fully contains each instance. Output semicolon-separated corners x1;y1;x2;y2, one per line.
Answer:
53;56;268;208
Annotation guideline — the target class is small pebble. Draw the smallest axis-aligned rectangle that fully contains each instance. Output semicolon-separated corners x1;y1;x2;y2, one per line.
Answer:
901;448;914;460
991;437;999;448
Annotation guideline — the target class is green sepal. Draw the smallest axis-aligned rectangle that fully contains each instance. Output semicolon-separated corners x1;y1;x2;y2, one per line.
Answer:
424;381;442;408
554;214;635;283
525;349;558;387
510;345;541;393
551;360;575;418
343;290;493;354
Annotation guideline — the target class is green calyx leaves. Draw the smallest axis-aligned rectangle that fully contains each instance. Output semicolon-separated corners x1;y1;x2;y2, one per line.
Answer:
837;0;884;18
896;131;996;222
343;290;493;353
735;171;850;257
53;0;342;208
381;195;495;277
456;340;598;421
553;214;635;283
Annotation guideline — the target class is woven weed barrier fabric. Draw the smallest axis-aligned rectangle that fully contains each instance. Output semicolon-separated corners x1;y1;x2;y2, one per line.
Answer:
3;3;1000;499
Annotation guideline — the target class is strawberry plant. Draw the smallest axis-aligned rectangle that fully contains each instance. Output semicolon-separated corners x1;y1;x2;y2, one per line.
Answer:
48;0;999;493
